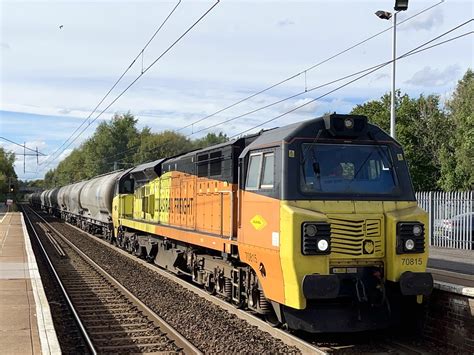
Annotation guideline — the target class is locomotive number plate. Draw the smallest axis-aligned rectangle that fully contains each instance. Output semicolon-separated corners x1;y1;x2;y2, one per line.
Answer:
401;257;423;266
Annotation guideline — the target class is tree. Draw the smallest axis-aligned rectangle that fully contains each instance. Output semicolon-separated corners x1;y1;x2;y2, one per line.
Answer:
439;69;474;191
44;112;141;186
0;148;17;200
193;132;228;149
133;129;194;164
351;91;448;191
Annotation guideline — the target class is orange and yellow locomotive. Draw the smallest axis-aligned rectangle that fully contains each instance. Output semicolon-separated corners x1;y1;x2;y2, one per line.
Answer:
35;113;433;332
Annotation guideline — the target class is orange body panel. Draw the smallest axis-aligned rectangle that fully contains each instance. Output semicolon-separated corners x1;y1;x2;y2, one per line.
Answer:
238;243;285;303
237;191;284;302
153;224;232;252
124;173;285;304
239;191;280;249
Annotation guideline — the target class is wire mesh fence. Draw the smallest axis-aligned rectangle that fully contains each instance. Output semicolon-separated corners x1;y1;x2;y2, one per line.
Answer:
416;191;473;250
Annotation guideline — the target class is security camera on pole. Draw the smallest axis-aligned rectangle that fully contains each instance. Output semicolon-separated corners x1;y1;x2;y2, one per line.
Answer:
375;0;409;139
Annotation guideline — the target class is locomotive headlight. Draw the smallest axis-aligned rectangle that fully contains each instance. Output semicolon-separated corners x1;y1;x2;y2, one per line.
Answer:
305;224;318;237
302;222;331;255
404;239;415;251
397;222;425;254
317;239;329;252
412;224;422;237
344;118;354;129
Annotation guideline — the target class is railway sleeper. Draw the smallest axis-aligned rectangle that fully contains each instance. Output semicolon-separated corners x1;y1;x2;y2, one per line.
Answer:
78;308;137;316
74;302;132;308
89;329;160;337
97;343;176;351
118;231;281;320
85;323;149;330
94;335;170;343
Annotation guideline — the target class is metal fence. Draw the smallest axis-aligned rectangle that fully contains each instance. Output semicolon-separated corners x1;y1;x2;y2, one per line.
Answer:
416;191;473;250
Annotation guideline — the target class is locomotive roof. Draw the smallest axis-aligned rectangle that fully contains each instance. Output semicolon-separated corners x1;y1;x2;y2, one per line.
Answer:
129;158;166;181
239;113;394;158
239;117;323;157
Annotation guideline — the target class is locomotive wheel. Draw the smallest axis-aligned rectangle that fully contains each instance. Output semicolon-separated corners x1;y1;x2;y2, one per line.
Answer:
204;281;216;295
204;274;216;295
232;298;245;309
265;311;281;328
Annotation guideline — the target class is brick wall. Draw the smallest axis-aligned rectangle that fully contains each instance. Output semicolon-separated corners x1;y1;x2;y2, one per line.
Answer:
423;289;474;353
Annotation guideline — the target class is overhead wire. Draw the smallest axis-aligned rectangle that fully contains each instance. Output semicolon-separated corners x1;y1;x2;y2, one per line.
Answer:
175;0;445;133
39;0;220;173
42;2;467;173
0;137;46;155
229;20;473;138
107;25;473;165
94;0;449;166
41;0;183;168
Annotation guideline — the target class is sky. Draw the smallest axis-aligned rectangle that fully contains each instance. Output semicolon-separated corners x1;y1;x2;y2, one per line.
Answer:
0;0;473;180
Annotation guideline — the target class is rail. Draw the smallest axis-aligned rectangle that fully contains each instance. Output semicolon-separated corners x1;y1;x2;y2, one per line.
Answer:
23;205;202;355
22;206;98;355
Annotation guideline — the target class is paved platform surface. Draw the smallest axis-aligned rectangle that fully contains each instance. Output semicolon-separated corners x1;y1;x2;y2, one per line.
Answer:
0;212;60;354
428;246;474;289
428;246;474;275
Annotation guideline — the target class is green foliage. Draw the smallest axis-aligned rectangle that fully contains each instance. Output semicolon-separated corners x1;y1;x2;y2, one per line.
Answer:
351;70;473;191
352;91;450;191
39;69;473;192
438;69;474;191
193;132;228;149
133;129;194;163
43;112;228;187
0;147;17;200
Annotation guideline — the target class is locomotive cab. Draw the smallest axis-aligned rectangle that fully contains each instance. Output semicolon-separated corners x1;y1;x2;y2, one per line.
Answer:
239;113;432;332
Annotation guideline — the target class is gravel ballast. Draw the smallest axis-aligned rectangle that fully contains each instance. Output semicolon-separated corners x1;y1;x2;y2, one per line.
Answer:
45;217;300;354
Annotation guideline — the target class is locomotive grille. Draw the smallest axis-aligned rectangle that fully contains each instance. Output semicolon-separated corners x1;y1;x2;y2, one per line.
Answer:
328;216;384;258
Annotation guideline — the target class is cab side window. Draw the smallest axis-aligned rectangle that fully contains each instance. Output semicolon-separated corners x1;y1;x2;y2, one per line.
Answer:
261;153;274;188
245;151;275;190
246;154;261;189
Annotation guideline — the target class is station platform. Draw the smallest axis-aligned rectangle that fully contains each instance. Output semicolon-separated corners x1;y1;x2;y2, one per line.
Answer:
0;212;60;354
428;246;474;292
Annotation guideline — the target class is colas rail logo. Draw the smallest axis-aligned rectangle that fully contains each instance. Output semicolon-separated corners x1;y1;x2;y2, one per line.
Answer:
250;215;267;231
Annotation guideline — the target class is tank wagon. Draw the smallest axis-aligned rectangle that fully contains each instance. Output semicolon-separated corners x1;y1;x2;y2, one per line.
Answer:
33;113;433;333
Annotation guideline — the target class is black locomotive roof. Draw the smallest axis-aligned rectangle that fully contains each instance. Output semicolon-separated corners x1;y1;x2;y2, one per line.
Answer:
239;113;394;158
239;117;323;158
129;158;166;182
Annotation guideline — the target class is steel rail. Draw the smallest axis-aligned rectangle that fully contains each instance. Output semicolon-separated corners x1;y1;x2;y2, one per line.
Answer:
60;214;439;354
24;205;202;355
21;205;98;355
58;213;327;355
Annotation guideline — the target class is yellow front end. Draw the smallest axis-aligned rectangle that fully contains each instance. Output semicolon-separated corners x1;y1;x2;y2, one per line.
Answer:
280;200;429;309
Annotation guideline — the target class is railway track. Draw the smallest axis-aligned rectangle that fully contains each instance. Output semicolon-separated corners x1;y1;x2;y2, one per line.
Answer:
26;206;441;354
23;205;200;354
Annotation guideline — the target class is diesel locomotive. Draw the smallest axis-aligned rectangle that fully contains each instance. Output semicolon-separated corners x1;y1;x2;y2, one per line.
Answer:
31;113;433;332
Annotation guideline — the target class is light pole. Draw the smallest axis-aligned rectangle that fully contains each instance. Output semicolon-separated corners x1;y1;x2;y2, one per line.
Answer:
375;0;409;139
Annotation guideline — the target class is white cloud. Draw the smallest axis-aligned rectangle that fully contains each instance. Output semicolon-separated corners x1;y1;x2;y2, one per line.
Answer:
1;0;472;180
399;8;443;32
277;18;295;27
405;65;461;87
58;108;71;114
283;97;319;114
438;88;455;108
1;42;10;49
371;73;390;82
0;139;49;180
